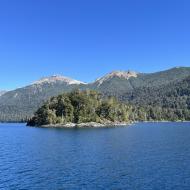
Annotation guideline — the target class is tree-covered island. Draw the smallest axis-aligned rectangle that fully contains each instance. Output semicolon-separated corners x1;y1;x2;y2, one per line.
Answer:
27;90;132;128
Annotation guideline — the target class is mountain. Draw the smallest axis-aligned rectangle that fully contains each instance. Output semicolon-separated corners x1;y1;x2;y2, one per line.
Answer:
89;67;190;98
0;91;7;96
0;75;85;121
95;70;138;86
0;67;190;122
125;75;190;107
87;71;139;96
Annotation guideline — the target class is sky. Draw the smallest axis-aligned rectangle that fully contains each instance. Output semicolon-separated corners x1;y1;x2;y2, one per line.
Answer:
0;0;190;90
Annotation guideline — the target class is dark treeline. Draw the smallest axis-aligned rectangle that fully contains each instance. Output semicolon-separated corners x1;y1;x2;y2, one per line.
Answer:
0;105;30;122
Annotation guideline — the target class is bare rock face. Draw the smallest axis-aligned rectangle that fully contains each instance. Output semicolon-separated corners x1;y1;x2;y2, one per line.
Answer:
95;71;138;86
33;75;86;85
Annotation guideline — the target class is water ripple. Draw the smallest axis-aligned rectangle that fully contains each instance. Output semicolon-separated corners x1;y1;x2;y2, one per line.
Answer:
0;122;190;189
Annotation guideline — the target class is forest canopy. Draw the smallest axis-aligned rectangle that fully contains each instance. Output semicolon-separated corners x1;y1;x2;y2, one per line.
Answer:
27;90;131;126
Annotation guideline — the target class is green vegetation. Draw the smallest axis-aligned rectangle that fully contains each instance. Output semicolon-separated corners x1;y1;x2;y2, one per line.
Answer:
0;81;83;122
27;90;131;126
122;76;190;121
1;67;190;123
28;74;190;126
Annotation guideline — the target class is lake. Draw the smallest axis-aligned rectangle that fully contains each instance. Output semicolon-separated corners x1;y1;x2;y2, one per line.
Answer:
0;122;190;190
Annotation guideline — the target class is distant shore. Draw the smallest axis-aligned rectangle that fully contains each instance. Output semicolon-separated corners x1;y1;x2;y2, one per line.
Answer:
141;120;190;123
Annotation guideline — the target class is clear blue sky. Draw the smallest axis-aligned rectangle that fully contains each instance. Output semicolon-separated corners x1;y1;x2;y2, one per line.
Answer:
0;0;189;90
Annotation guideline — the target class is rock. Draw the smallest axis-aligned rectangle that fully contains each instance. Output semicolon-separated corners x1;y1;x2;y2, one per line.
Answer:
76;122;105;128
39;122;130;128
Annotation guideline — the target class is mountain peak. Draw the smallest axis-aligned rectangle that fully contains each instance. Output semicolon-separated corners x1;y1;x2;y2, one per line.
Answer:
95;70;138;86
33;75;85;85
0;90;7;97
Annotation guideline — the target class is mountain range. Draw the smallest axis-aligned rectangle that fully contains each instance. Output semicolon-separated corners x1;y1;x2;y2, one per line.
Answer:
0;67;190;121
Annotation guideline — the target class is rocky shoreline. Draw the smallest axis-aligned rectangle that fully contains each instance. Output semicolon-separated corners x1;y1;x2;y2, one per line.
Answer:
27;120;190;128
36;122;131;128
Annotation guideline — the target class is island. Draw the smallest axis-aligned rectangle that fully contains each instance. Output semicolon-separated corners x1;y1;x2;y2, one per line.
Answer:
27;90;131;128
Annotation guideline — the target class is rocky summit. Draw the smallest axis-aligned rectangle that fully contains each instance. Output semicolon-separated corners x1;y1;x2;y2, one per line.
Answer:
95;71;138;86
33;75;86;85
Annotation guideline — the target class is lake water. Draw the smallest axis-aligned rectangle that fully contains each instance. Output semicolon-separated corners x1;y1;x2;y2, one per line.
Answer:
0;122;190;190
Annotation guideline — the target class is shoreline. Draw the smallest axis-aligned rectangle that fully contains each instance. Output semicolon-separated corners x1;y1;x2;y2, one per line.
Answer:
141;120;190;123
33;122;132;128
27;120;190;128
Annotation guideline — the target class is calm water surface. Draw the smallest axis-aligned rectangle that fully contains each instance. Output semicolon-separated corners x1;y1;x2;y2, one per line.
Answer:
0;122;190;190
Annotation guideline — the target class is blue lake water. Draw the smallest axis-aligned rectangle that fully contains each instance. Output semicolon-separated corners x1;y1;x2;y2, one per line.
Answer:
0;122;190;190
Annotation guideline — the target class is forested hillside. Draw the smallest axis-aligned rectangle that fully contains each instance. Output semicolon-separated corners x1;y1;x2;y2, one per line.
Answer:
123;76;190;121
1;67;190;122
0;77;85;121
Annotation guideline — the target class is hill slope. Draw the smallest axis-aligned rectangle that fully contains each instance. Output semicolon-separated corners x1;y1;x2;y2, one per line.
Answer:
0;75;85;121
89;67;190;98
123;75;190;121
0;67;190;121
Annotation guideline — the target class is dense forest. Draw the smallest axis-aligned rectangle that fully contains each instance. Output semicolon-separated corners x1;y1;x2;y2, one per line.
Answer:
122;76;190;121
27;90;131;126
